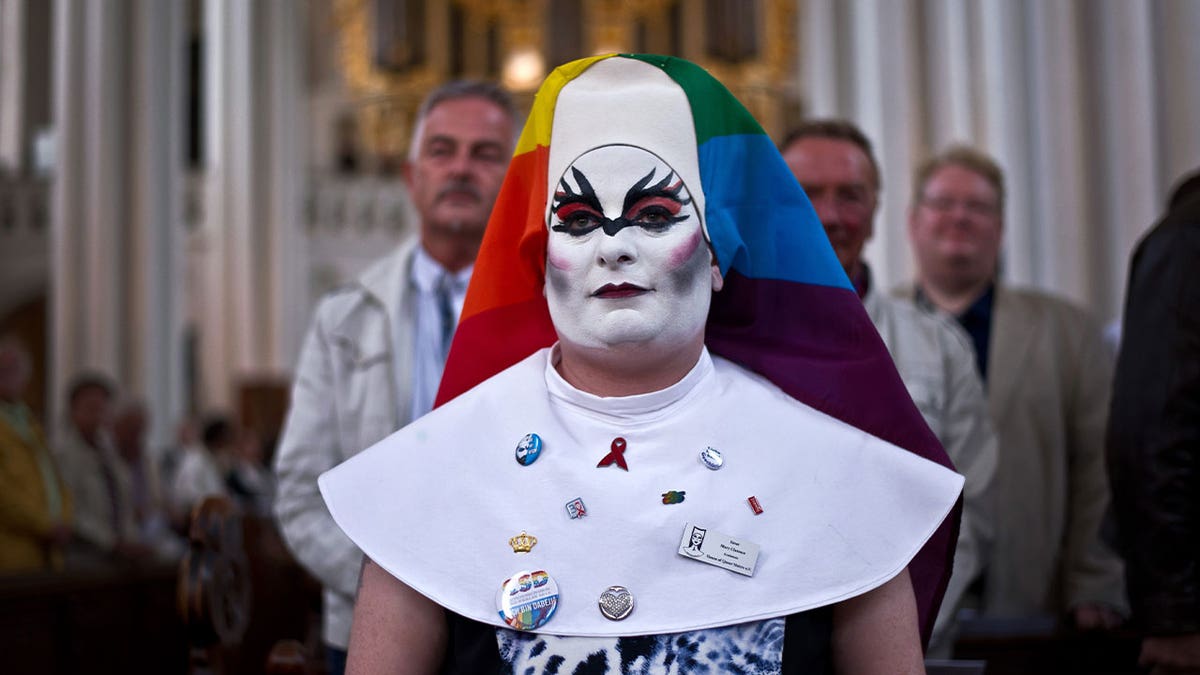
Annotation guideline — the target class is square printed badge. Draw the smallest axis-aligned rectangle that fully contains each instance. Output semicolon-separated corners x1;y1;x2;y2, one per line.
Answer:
677;522;759;577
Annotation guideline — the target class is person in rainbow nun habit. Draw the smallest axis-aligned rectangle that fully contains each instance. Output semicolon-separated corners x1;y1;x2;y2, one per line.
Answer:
320;54;964;674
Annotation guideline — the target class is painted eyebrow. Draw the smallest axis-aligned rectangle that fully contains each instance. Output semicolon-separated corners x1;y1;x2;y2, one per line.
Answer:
621;168;691;216
552;166;604;215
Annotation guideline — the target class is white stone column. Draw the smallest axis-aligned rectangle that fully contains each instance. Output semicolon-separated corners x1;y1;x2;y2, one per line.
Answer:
791;0;1199;319
923;0;975;147
80;0;124;375
128;0;187;449
0;0;24;171
48;0;76;365
198;0;309;410
50;0;96;426
845;0;882;127
977;0;1035;287
864;0;919;288
799;0;839;117
1023;0;1090;303
200;0;257;409
50;0;187;445
263;0;308;373
1093;0;1159;317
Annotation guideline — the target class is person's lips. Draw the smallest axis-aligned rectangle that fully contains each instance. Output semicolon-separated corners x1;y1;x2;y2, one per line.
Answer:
592;283;650;299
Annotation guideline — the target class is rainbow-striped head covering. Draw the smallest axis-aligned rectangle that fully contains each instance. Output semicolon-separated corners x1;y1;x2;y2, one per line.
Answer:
437;54;958;645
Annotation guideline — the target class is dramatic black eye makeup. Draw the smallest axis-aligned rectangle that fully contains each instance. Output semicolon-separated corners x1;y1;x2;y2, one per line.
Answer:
551;166;692;237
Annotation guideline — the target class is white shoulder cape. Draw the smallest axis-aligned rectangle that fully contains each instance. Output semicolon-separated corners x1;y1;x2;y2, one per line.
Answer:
319;347;963;637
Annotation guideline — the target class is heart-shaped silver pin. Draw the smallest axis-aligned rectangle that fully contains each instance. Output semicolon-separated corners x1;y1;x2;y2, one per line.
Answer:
598;585;634;621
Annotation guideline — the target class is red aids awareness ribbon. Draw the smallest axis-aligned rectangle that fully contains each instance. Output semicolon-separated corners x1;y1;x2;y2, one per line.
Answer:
597;437;629;471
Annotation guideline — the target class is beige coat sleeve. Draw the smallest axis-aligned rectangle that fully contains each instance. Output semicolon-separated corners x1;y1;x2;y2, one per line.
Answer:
929;321;998;649
274;307;364;600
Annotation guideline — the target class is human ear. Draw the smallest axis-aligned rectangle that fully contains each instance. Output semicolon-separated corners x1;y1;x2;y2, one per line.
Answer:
401;160;415;191
707;246;724;292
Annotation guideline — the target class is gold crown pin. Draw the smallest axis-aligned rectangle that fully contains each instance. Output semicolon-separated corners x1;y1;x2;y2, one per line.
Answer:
509;531;537;554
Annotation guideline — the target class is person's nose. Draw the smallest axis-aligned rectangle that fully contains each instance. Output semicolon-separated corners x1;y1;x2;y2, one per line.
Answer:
808;192;840;230
447;150;474;178
595;227;638;268
946;201;977;226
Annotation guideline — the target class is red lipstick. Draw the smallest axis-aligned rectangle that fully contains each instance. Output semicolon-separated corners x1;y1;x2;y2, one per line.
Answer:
592;283;649;298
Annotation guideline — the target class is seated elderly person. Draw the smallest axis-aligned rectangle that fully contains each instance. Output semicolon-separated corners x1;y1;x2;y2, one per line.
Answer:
320;54;963;674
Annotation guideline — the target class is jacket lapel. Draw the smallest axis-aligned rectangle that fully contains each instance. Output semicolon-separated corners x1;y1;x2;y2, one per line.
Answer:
987;286;1036;423
895;281;1036;423
358;237;418;312
329;237;419;426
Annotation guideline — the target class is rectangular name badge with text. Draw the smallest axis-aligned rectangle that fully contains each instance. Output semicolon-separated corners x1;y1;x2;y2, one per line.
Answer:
677;522;760;577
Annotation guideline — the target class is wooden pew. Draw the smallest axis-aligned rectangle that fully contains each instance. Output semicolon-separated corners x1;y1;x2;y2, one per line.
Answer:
0;561;187;674
952;614;1141;674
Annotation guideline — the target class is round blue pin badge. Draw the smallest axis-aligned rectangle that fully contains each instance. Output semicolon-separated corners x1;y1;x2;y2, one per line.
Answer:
497;569;560;630
515;433;543;466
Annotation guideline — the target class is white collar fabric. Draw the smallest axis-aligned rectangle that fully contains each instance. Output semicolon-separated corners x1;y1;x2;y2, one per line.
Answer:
544;344;712;420
320;348;962;636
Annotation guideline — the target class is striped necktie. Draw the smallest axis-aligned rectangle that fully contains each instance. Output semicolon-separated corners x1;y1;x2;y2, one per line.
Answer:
435;272;457;359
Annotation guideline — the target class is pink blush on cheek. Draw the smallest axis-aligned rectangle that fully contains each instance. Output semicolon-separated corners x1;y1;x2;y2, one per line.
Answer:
666;229;703;269
547;252;574;271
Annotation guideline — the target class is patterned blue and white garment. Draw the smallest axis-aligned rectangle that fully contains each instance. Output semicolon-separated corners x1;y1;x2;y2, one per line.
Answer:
496;618;785;675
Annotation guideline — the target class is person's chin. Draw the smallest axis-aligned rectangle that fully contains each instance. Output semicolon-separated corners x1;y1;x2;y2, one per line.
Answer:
942;244;985;261
429;213;486;235
565;318;664;352
599;329;663;348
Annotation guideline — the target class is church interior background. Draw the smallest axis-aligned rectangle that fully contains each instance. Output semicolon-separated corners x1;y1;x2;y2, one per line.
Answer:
0;0;1197;670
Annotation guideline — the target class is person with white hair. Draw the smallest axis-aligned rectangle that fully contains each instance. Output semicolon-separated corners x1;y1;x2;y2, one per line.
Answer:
273;80;517;674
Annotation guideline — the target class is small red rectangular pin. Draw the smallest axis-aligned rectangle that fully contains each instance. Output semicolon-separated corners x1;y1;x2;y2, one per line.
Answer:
748;496;763;515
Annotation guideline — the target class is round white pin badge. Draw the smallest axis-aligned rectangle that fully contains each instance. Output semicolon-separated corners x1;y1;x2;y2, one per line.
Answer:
497;569;560;630
700;446;724;470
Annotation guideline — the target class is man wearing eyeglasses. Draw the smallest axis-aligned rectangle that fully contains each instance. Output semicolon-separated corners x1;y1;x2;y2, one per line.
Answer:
903;146;1128;630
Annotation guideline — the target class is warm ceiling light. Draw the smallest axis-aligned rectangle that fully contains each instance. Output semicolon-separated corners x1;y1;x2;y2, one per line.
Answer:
502;48;545;92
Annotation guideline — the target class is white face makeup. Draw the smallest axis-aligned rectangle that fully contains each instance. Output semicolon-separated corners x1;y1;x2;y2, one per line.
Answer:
545;144;719;352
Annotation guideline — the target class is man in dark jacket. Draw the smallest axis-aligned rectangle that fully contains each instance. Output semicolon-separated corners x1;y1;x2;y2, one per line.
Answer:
1107;169;1200;672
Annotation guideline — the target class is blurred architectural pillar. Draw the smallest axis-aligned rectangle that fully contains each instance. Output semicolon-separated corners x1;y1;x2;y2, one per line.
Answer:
0;0;25;171
198;0;253;410
198;0;306;410
49;0;187;447
263;0;309;390
0;0;50;175
797;0;1200;321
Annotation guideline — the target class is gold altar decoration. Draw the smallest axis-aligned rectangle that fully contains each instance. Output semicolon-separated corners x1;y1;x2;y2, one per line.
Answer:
335;0;801;167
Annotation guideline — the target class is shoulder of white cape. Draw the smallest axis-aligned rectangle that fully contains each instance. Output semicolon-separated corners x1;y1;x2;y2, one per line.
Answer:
320;348;963;637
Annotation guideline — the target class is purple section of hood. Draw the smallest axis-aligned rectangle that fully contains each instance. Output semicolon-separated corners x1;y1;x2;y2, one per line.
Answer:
706;270;960;648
